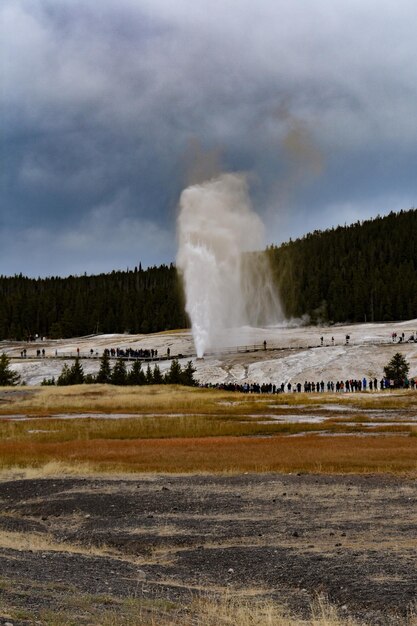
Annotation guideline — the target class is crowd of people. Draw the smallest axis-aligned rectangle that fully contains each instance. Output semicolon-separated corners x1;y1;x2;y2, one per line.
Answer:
203;376;416;393
103;347;159;359
391;332;416;342
20;346;168;360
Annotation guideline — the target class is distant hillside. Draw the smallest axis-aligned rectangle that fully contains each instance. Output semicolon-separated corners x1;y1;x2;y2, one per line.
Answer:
0;265;187;340
1;209;416;339
268;208;417;323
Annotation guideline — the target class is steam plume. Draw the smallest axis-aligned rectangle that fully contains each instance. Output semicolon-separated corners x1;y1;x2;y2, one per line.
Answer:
177;173;282;357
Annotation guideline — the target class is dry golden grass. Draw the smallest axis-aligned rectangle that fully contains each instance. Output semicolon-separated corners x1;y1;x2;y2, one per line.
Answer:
2;385;416;417
341;391;417;411
1;434;416;474
1;412;397;446
0;460;95;480
155;593;364;626
0;589;383;626
0;385;249;416
1;385;416;475
0;529;115;557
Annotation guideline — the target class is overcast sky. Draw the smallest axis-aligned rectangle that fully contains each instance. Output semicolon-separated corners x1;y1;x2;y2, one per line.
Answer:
2;0;417;277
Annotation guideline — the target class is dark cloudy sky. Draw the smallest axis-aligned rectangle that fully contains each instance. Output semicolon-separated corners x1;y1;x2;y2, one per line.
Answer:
2;0;417;277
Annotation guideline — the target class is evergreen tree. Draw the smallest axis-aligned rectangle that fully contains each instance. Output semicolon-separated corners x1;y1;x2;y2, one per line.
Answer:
57;358;85;385
181;360;197;386
145;363;154;384
57;363;71;386
267;208;417;323
152;363;164;384
383;352;410;385
69;357;85;385
0;353;21;386
165;359;182;384
41;376;56;386
96;351;112;383
111;358;127;385
127;360;145;385
0;263;186;340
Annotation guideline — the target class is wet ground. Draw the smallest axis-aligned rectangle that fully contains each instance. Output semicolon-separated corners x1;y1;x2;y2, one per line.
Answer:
0;472;416;624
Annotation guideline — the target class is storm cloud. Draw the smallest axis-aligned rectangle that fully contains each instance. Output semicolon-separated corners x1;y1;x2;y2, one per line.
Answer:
2;0;417;276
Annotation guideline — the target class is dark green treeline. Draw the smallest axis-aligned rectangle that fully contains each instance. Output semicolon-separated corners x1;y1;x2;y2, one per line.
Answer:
1;209;416;339
0;264;187;340
267;209;417;323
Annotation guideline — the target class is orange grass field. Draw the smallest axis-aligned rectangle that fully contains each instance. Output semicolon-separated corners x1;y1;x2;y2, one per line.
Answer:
1;385;417;474
1;434;417;474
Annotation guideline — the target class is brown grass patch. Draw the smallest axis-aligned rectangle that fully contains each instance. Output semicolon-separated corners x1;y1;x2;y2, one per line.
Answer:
1;590;369;626
1;434;416;474
0;529;116;557
1;385;416;418
0;385;251;416
1;385;416;476
0;413;389;445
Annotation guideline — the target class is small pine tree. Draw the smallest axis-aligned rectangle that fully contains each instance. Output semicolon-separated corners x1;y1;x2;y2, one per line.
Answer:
383;352;410;386
96;351;112;384
165;358;182;384
0;353;21;386
152;364;163;384
69;357;85;385
145;363;154;384
41;376;56;386
181;360;197;386
57;363;71;386
127;360;145;385
57;358;85;385
111;358;127;385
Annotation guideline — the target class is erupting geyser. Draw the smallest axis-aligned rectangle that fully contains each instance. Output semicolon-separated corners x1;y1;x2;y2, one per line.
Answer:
177;173;282;357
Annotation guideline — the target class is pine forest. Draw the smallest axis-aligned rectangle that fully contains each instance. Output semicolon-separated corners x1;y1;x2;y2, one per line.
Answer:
1;209;416;340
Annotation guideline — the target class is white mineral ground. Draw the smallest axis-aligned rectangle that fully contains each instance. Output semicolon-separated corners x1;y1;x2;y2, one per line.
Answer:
2;319;417;386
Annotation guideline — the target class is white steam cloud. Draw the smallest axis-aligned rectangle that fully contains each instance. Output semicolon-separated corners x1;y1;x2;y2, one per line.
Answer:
177;173;283;357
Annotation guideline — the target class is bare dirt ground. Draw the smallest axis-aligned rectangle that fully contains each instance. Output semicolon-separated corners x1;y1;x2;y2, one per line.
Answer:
0;472;416;625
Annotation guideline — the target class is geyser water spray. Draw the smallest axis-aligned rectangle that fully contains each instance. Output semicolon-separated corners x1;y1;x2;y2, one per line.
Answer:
177;173;282;357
